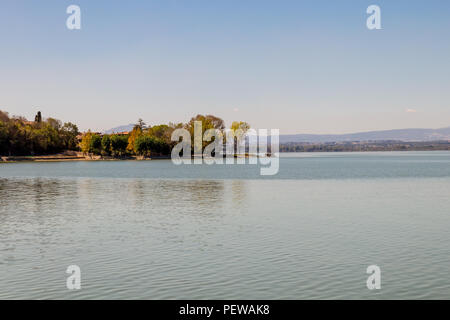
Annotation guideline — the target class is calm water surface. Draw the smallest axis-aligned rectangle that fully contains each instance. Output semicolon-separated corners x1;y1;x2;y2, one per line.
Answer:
0;152;449;299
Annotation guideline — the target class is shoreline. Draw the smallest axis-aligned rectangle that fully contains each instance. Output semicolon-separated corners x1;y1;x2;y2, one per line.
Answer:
0;154;170;163
1;149;450;163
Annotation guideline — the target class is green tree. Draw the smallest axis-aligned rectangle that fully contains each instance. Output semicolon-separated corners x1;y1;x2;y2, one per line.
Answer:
0;121;10;155
0;110;80;156
110;134;128;157
46;123;61;152
89;134;102;154
46;117;62;131
135;135;170;157
137;118;146;129
61;122;79;150
101;134;111;155
148;124;168;140
135;135;155;157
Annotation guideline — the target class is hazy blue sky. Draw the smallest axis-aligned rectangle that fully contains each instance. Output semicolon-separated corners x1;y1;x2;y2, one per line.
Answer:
0;0;449;133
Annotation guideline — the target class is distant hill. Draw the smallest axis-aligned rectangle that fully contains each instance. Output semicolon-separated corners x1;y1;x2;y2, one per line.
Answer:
104;124;450;143
104;124;135;134
279;127;450;143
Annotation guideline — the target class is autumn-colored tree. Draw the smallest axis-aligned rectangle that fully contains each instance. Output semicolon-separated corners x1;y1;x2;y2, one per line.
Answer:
127;125;143;153
0;110;9;123
80;131;93;154
230;121;250;154
186;115;225;134
230;121;250;133
0;110;252;158
185;115;225;151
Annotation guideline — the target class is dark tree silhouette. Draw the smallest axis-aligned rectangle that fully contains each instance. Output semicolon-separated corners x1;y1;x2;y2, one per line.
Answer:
34;111;42;123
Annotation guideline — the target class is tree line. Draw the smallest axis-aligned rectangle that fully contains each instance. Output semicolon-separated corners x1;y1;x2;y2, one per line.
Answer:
0;110;79;156
0;110;250;157
79;122;175;157
80;114;250;158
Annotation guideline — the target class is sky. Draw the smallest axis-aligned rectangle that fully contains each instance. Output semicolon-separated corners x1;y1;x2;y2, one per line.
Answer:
0;0;449;134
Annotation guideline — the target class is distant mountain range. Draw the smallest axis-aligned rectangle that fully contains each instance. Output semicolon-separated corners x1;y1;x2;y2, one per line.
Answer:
104;124;135;134
105;124;450;143
279;127;450;143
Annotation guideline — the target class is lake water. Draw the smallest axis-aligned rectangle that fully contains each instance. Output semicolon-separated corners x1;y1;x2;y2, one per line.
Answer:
1;151;449;299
